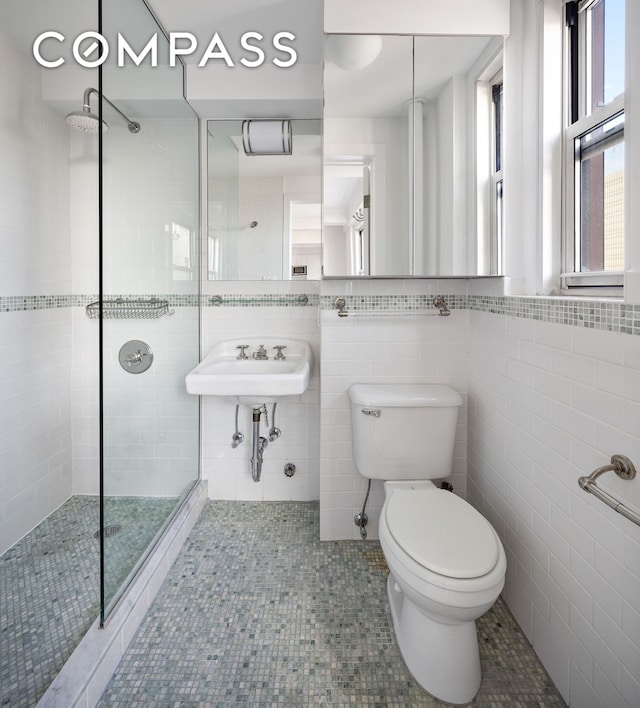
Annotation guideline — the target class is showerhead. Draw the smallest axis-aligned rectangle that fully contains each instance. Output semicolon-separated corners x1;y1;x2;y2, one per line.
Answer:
65;88;141;135
65;109;108;134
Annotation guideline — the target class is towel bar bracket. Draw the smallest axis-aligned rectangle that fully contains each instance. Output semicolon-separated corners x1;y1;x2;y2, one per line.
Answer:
578;454;639;528
580;454;636;487
610;454;637;480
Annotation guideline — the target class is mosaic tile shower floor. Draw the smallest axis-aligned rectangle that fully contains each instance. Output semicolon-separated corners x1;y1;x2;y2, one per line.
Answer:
0;495;178;707
100;501;566;707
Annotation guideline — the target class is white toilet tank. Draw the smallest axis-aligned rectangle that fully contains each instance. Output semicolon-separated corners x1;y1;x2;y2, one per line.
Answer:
349;384;463;480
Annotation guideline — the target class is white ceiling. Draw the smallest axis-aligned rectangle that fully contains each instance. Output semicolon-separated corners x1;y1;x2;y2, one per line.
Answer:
149;0;323;65
0;0;322;64
0;0;323;119
0;1;496;121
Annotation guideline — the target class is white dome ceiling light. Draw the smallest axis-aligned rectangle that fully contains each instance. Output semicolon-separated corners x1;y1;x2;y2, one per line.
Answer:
325;34;382;71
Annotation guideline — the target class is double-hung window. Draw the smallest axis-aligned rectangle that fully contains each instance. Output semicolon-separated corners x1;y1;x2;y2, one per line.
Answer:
563;0;625;289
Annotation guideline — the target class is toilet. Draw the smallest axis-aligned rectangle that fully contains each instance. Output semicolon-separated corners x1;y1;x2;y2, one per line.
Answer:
349;383;506;705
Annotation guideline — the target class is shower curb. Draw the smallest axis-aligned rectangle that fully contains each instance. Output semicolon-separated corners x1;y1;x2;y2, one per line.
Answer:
36;480;208;708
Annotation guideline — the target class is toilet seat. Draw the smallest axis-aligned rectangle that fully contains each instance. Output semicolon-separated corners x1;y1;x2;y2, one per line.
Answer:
385;489;499;579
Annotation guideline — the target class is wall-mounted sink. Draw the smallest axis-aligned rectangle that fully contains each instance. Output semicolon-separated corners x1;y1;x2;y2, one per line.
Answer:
185;338;312;405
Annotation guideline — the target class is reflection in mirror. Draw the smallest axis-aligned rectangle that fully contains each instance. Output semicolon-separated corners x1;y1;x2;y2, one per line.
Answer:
207;120;321;281
323;34;504;277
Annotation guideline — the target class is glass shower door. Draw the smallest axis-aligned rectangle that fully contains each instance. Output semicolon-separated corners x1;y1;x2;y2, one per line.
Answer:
99;0;200;618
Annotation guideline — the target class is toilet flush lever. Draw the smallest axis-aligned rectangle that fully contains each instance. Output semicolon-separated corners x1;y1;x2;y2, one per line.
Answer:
361;408;381;417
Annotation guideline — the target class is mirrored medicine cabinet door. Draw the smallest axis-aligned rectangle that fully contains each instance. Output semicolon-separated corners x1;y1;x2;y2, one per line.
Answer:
323;33;505;277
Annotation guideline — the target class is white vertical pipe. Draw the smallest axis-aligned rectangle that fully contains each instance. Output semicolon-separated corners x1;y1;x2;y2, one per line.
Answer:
407;99;425;274
414;99;424;274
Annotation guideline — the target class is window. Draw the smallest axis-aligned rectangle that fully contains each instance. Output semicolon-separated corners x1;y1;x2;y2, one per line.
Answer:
491;73;504;273
475;51;504;275
563;0;625;289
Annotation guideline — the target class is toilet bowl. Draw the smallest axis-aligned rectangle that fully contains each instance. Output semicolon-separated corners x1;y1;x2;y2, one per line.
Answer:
379;481;506;704
348;384;507;704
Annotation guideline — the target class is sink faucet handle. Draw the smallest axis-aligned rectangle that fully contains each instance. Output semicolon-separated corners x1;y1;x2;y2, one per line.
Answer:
273;345;287;360
236;344;249;360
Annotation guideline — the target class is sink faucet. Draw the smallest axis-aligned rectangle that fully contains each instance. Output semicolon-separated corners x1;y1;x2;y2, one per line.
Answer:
273;345;287;360
252;344;268;360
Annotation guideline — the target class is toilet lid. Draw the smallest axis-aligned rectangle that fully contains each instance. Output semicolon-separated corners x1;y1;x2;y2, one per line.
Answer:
385;490;499;579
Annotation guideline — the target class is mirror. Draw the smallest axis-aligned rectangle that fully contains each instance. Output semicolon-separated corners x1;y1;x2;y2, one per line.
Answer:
323;34;504;277
207;120;322;280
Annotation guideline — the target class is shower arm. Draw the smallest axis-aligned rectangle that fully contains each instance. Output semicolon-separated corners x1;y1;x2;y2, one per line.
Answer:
84;87;140;133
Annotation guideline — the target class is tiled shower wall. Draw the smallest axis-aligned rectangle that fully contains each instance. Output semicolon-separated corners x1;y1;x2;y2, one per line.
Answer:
0;32;73;554
0;28;199;551
72;116;200;497
467;303;640;708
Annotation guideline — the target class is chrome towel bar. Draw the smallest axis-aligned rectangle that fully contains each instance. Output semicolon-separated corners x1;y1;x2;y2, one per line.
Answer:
333;295;451;318
578;454;640;527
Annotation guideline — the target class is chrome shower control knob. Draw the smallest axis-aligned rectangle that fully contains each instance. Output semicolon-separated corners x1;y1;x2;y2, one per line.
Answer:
118;340;153;374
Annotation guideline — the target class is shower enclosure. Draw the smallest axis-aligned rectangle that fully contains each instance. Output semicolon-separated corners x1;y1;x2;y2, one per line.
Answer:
0;0;200;703
98;0;200;620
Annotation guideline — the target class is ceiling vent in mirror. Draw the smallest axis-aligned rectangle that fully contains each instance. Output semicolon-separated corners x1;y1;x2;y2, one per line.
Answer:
242;120;292;156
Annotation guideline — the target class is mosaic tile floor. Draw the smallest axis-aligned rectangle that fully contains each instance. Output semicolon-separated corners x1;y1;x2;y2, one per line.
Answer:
99;501;566;707
0;495;178;708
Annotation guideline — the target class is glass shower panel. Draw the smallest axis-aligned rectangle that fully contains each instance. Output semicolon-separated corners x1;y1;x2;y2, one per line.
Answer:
100;0;200;617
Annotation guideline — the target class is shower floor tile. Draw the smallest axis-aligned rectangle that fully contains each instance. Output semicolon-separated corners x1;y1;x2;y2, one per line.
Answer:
0;495;178;708
99;501;566;707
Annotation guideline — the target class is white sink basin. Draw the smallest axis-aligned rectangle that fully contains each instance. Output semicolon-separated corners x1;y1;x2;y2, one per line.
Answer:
185;337;312;405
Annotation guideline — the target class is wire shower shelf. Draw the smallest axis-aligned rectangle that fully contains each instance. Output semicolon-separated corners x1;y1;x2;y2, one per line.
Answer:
85;298;174;320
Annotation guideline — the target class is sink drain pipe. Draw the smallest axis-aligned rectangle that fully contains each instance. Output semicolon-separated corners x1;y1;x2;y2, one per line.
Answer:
251;406;268;482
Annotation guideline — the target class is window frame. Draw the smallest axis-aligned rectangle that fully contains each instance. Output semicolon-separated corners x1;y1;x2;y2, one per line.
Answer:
490;71;504;276
562;0;625;292
474;46;504;276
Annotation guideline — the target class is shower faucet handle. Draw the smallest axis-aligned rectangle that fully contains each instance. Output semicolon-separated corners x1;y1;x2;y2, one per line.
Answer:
273;345;287;360
236;344;249;360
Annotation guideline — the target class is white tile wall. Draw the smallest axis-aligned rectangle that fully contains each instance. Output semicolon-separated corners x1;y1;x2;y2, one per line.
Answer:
80;308;200;498
0;34;71;298
468;309;640;708
0;33;73;553
0;308;73;554
237;177;285;280
69;116;200;499
319;279;469;541
101;119;198;296
70;308;99;496
200;284;320;501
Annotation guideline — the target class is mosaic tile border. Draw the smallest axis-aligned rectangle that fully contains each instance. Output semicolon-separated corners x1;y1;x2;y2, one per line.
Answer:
0;294;201;313
466;294;640;334
0;294;77;312
320;294;640;335
3;292;639;335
